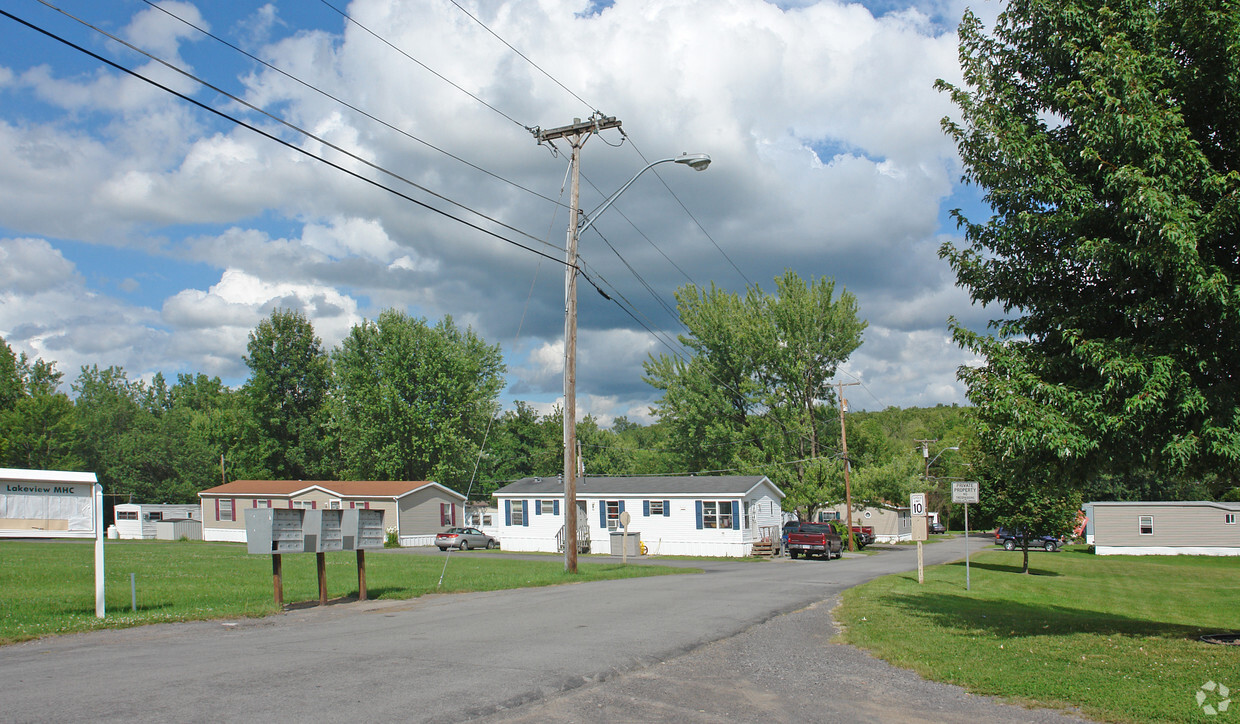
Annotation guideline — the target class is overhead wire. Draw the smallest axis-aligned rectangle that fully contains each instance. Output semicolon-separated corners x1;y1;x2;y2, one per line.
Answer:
140;0;570;209
34;0;561;256
0;8;593;279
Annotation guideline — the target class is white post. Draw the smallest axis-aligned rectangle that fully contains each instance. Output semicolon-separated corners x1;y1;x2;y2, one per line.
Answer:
95;483;105;618
964;502;971;591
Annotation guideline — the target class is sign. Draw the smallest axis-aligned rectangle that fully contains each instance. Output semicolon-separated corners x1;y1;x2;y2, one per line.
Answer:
909;493;926;517
911;515;928;542
952;481;980;504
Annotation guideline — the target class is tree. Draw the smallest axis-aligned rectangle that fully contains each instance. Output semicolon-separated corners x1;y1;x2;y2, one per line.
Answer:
644;271;866;508
978;464;1082;574
331;311;505;491
243;309;332;480
0;341;80;470
936;0;1240;487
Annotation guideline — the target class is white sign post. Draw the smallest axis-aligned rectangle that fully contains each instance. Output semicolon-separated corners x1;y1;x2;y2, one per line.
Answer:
910;493;927;583
952;481;980;590
619;510;632;565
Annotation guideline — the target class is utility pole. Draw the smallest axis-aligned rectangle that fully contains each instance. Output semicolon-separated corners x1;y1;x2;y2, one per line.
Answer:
836;381;860;551
915;439;937;481
536;115;622;574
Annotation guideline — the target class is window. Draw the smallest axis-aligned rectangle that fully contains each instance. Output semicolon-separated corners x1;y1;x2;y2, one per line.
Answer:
218;499;234;521
254;499;271;508
146;511;163;521
483;514;493;526
1139;515;1154;535
440;503;456;526
539;499;556;516
1225;514;1236;525
510;500;524;527
292;500;313;509
648;500;664;516
116;510;138;520
700;501;734;529
328;500;341;510
606;500;621;531
744;501;751;522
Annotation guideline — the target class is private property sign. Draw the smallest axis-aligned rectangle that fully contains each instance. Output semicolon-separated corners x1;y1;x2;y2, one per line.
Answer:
952;481;980;504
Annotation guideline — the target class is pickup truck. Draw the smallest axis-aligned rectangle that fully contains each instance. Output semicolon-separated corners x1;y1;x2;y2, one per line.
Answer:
849;525;875;548
787;523;843;559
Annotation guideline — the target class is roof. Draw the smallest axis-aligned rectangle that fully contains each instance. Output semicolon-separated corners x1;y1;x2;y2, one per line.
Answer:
198;480;464;501
494;475;783;499
1088;500;1240;510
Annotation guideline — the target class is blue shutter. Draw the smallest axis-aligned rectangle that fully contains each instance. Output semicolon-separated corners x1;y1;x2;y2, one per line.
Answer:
600;503;606;528
643;500;650;517
619;501;625;515
695;501;703;530
553;500;560;515
732;501;740;530
504;500;511;527
523;500;530;527
664;500;671;517
535;500;542;515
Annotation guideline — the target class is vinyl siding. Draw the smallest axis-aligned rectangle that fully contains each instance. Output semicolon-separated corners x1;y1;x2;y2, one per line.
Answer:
1094;503;1240;548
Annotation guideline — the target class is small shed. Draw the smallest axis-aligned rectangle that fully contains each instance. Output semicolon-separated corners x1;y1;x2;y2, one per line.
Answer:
155;518;202;541
1090;501;1240;556
198;480;467;546
114;503;201;540
492;475;785;557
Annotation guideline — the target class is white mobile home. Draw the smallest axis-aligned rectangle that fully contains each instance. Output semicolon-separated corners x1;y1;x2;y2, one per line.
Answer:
492;475;785;557
113;503;201;540
1091;501;1240;556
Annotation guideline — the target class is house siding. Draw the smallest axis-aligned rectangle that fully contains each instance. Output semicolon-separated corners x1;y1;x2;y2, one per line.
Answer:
831;504;910;542
1093;502;1240;554
493;478;785;557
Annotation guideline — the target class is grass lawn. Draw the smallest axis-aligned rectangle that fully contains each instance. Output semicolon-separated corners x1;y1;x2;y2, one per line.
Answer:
0;539;695;645
835;547;1240;723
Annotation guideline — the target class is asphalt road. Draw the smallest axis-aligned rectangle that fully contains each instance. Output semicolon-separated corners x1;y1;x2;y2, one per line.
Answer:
2;538;1090;723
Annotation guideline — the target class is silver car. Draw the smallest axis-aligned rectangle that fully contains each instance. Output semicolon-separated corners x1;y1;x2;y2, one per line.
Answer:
435;527;498;551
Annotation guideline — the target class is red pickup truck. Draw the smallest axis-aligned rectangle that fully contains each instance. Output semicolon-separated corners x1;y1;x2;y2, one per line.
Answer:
787;523;843;560
850;525;875;548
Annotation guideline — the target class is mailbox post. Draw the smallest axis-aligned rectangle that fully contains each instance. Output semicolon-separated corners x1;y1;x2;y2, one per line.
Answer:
342;509;385;601
245;506;385;606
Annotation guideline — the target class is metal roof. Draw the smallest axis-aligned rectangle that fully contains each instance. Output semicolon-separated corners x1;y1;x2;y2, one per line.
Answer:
1087;500;1240;510
493;475;782;498
198;480;462;500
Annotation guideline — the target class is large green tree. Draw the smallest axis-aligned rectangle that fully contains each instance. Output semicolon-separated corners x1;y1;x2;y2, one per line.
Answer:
937;0;1240;487
243;309;332;480
331;311;505;491
644;271;866;503
0;340;80;470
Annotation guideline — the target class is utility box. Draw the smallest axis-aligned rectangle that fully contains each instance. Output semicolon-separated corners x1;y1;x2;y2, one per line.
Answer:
610;531;641;556
245;508;305;555
303;509;345;552
342;508;385;550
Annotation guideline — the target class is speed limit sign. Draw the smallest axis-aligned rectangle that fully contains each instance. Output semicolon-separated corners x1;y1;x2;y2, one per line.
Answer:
910;493;926;517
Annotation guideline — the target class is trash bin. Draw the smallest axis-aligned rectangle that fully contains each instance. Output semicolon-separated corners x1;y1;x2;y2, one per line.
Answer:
609;531;641;556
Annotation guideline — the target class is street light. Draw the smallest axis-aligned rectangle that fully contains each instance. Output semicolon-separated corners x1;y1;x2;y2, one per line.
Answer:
925;446;959;479
561;152;710;573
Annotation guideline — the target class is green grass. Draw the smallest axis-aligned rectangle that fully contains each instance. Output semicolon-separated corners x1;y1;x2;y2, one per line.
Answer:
0;539;695;645
836;547;1240;723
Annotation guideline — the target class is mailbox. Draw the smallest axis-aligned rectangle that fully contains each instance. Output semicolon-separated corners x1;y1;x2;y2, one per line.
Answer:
245;508;305;555
303;509;345;552
342;508;385;550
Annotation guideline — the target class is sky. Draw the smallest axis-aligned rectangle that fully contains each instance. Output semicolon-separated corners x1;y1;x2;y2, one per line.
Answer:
0;0;1000;425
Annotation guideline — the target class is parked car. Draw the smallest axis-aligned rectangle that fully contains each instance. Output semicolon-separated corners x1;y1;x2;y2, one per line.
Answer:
436;527;499;551
929;520;947;534
786;522;843;560
849;524;875;548
994;527;1061;552
781;520;801;554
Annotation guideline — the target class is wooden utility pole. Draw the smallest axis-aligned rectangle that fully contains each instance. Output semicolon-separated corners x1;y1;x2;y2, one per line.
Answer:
836;381;860;551
536;115;622;574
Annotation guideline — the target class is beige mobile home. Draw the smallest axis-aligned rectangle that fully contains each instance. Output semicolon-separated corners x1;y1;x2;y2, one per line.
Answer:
199;480;466;546
1091;501;1240;556
826;502;912;542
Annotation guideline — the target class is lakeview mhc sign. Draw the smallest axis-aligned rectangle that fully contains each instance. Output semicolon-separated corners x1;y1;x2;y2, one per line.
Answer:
1;468;100;538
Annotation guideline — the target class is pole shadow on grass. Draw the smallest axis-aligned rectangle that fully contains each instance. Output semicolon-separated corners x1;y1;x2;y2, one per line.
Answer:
877;590;1211;642
946;560;1062;577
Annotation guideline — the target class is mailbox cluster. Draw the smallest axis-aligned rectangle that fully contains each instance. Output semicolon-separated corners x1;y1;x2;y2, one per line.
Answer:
244;508;385;555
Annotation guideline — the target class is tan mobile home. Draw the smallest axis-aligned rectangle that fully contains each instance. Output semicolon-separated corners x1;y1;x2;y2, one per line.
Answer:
1091;501;1240;556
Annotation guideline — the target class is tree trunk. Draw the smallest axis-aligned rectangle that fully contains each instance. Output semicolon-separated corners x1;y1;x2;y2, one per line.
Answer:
1021;541;1030;574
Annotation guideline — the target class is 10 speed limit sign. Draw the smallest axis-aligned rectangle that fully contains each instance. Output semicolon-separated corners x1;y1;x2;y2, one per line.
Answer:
909;493;926;517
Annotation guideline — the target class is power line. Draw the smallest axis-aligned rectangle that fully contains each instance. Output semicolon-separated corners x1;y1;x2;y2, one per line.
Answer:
139;0;569;209
319;0;533;131
33;1;560;256
444;0;600;115
0;9;576;272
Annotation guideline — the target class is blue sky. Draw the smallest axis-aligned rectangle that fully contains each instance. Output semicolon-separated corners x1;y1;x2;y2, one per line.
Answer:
0;0;999;423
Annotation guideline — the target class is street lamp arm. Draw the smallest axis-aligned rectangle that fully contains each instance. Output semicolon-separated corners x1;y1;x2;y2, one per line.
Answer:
926;446;960;469
579;154;710;237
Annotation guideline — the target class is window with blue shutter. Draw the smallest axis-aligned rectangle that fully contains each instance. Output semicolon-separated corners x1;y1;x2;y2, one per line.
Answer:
695;500;704;529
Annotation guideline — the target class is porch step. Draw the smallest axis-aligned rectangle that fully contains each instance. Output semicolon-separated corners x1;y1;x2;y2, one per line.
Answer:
751;540;776;558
